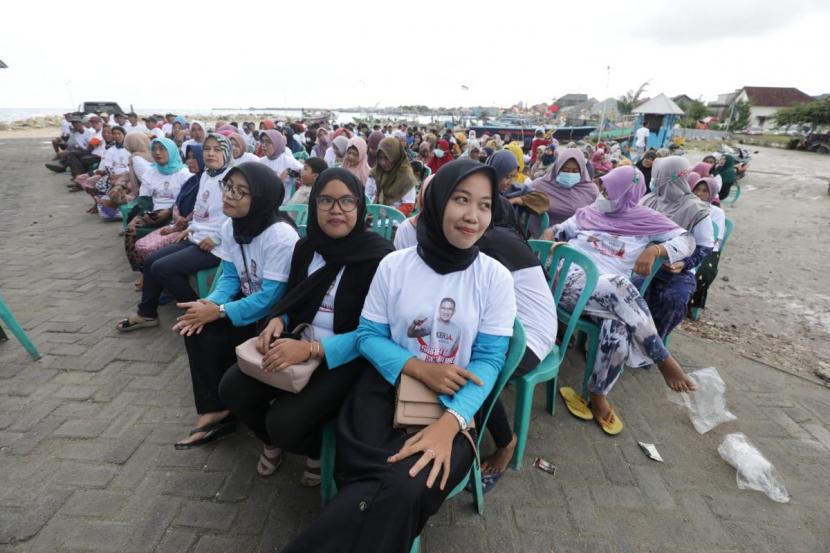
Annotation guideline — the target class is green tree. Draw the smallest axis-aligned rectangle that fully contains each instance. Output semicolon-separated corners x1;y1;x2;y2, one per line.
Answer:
775;98;830;131
679;99;709;128
728;100;751;131
617;81;650;116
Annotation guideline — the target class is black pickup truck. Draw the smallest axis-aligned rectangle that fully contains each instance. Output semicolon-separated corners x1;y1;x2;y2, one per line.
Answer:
77;101;128;115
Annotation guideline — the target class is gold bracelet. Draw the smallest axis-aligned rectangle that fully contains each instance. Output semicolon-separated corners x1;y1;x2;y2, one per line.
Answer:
307;341;313;361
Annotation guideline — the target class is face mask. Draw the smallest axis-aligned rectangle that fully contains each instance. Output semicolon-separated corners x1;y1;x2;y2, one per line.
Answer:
595;198;617;213
434;149;445;158
556;172;581;188
542;154;555;165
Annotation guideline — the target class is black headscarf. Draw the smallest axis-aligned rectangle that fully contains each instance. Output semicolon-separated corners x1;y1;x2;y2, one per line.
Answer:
268;167;394;333
175;144;204;217
416;159;497;275
636;151;657;186
223;161;291;245
477;195;540;272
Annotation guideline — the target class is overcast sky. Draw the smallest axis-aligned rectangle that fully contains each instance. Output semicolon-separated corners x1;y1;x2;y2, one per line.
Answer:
2;0;828;110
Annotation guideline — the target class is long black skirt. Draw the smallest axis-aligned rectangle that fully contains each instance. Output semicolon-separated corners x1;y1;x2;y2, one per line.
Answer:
283;367;476;553
690;251;721;311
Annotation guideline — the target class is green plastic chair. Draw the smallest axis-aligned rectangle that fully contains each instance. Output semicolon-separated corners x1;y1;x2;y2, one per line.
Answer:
0;290;41;360
293;150;310;161
365;204;407;240
118;198;160;237
321;320;527;520
517;210;550;239
195;264;222;299
279;204;309;238
565;253;666;399
527;240;557;287
721;183;741;206
509;244;598;470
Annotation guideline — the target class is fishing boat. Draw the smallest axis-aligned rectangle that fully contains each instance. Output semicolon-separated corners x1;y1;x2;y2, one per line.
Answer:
466;121;596;142
301;109;334;124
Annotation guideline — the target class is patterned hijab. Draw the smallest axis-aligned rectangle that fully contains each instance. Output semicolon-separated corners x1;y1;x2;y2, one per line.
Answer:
203;133;233;177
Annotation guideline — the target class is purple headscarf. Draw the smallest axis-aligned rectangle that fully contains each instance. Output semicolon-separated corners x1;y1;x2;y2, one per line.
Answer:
262;130;286;160
367;130;385;167
691;161;713;177
530;148;598;225
695;176;720;205
574;165;678;236
313;128;330;158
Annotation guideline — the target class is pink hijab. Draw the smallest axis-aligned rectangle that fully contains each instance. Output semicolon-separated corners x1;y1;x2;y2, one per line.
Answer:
530;148;598;225
574;165;678;236
367;130;385;167
591;150;612;174
262;130;286;160
691;161;714;177
313;128;330;158
343;136;370;184
695;176;720;205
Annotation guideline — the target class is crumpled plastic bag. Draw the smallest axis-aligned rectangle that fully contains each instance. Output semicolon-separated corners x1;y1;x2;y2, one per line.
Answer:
667;367;736;434
717;433;790;503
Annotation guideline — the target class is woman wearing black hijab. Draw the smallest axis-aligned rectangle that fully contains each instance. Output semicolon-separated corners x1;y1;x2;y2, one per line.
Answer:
282;159;517;553
172;162;300;449
219;167;394;484
636;150;657;187
475;199;557;489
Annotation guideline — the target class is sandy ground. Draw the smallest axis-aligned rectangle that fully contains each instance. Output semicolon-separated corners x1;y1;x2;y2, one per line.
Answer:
679;146;830;381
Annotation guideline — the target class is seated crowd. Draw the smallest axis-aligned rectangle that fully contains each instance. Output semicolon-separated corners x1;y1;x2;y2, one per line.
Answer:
46;112;736;551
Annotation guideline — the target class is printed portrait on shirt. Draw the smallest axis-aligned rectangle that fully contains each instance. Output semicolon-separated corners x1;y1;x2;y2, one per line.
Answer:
587;233;625;258
406;297;461;364
239;258;261;296
194;188;210;221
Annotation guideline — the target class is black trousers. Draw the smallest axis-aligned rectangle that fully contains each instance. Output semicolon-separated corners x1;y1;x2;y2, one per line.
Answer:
218;356;365;458
283;368;475;553
137;241;219;319
690;251;721;310
183;318;256;414
718;181;735;200
485;347;540;449
66;152;100;177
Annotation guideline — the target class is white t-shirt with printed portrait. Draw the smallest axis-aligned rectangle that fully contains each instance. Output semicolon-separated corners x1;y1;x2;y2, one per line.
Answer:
138;166;191;210
361;247;516;369
189;168;231;244
306;253;346;339
211;219;299;296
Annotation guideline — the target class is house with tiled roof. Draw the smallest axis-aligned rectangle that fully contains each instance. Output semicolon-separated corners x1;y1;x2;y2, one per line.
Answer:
732;86;813;129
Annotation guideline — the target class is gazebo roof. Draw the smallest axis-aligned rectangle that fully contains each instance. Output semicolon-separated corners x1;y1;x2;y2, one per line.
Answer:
632;93;684;115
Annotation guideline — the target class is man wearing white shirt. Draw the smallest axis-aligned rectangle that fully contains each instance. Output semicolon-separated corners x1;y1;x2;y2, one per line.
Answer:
63;114;106;179
162;113;176;137
46;116;94;173
634;122;650;159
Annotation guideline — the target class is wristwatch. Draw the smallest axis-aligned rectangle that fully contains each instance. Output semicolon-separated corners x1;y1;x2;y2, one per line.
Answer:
218;304;227;318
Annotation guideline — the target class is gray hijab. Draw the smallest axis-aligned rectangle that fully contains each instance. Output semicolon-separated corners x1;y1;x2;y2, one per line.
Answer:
640;156;710;231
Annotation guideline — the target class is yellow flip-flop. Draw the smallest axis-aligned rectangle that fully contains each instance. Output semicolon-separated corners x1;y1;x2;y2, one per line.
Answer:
596;407;624;436
559;387;593;420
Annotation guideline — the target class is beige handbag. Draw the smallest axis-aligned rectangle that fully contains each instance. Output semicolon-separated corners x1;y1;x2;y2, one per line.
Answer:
235;323;320;393
393;373;478;465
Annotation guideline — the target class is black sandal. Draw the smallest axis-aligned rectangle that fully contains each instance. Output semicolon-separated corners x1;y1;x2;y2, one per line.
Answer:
174;418;236;450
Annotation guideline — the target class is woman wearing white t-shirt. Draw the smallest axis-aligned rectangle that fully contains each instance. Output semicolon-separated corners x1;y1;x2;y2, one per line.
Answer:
116;134;233;332
180;120;206;157
220;168;394;484
228;133;262;166
689;175;727;316
393;174;433;249
542;165;697;435
367;136;418;214
282;159;517;553
258;130;303;187
123;137;191;279
171;162;299;449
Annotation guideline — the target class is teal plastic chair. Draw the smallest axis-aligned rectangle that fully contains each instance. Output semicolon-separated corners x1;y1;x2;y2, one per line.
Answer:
527;240;557;287
689;218;733;321
721;183;741;206
279;204;309;238
517;210;550;239
293;150;310;161
509;244;598;470
365;204;407;240
565;253;666;399
0;290;41;360
321;320;527;519
195;264;222;299
118;199;160;237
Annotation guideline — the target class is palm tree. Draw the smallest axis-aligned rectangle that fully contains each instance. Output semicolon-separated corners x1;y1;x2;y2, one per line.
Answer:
617;80;650;115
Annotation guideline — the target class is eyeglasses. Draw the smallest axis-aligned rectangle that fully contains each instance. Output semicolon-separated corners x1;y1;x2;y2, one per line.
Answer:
221;180;250;200
316;194;358;212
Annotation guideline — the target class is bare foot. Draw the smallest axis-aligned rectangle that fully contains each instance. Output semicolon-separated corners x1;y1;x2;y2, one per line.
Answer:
176;410;231;446
481;434;517;475
589;393;612;421
657;356;697;392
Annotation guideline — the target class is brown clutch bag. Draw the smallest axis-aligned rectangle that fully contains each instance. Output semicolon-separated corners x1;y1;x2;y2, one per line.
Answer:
235;323;320;393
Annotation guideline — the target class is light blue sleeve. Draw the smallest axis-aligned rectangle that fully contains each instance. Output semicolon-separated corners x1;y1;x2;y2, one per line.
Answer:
356;316;415;385
223;280;287;327
206;260;240;305
439;333;509;424
321;330;360;369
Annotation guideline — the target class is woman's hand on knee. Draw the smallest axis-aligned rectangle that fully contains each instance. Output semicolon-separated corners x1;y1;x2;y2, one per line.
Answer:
387;413;460;491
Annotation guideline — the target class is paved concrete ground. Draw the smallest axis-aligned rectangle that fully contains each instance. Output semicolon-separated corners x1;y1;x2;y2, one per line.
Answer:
0;137;828;553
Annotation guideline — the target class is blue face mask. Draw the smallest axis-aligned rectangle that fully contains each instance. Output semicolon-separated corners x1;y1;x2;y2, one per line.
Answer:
556;172;581;188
